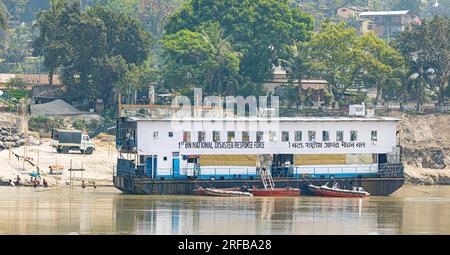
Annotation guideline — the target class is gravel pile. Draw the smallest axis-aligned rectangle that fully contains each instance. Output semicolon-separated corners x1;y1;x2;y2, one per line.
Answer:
31;99;84;116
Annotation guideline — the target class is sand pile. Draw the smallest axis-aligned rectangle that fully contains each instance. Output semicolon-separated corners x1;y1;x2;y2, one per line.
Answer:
31;100;84;116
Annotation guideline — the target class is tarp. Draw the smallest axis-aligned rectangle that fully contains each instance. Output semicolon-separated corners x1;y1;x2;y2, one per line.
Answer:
346;154;373;164
294;154;347;165
200;155;257;166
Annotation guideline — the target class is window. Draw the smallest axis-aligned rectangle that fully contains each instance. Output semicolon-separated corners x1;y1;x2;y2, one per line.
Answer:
336;131;344;142
183;132;191;142
198;132;206;142
242;131;250;142
153;132;159;139
308;131;316;142
163;156;168;161
282;131;290;142
269;131;277;142
322;131;330;142
350;130;358;141
368;24;373;30
256;131;264;142
295;131;302;142
213;131;220;142
168;132;174;137
371;131;378;142
227;131;235;142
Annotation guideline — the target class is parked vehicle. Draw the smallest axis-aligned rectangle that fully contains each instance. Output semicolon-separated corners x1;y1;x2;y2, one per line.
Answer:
52;129;95;155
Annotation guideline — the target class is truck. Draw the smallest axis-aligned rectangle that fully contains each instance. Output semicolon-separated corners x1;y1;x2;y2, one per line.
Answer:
52;130;95;155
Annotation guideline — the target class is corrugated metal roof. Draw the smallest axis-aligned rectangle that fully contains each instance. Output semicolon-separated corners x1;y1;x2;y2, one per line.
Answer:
130;116;400;122
360;10;409;16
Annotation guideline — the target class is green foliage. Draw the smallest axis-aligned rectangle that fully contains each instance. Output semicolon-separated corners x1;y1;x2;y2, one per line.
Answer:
33;0;153;106
162;24;242;94
396;16;450;105
165;0;314;87
28;115;65;133
3;0;48;22
304;22;405;106
0;1;8;30
6;77;27;89
7;89;29;99
71;119;87;131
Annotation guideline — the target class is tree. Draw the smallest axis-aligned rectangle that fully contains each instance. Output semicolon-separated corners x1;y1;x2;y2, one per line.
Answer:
307;23;368;105
140;0;184;39
33;0;67;85
388;0;425;15
0;1;8;30
307;22;406;107
33;1;152;106
165;0;314;86
360;33;407;103
396;16;450;107
161;25;241;94
280;42;313;109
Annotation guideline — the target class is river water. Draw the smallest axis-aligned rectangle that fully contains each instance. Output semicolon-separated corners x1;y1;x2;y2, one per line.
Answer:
0;185;449;235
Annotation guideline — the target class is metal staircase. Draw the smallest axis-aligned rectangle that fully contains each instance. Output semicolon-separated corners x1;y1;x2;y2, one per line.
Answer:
261;169;275;190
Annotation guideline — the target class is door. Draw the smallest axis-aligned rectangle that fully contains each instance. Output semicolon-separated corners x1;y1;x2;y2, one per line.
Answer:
173;158;180;177
146;157;152;178
153;155;158;178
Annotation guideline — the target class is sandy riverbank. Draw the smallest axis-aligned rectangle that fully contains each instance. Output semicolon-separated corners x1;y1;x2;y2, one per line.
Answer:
0;139;117;187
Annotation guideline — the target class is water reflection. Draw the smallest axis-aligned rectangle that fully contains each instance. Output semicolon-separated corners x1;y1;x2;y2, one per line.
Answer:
1;186;450;234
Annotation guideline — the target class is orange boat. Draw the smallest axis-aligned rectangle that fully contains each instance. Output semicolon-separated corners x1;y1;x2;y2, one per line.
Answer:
249;187;300;197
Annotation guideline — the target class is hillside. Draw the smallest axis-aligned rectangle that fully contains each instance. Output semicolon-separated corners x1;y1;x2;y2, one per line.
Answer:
392;112;450;184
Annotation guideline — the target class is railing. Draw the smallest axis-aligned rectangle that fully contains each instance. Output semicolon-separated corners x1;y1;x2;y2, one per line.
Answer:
115;163;395;179
378;163;404;178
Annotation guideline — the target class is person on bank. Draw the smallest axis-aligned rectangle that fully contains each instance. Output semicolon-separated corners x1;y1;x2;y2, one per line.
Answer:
15;175;21;186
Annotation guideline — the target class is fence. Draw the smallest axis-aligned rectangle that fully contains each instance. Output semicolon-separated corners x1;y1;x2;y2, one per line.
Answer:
378;102;450;113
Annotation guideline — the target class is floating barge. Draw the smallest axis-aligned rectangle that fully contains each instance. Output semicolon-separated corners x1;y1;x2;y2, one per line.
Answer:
114;107;404;196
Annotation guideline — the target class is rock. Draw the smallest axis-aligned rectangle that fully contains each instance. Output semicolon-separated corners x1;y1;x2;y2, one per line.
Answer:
13;135;20;142
3;141;13;148
19;133;26;139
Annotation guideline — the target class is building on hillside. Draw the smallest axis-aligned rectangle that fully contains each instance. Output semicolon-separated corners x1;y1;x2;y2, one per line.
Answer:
336;6;368;19
31;85;65;104
0;73;62;87
358;10;421;40
264;67;328;109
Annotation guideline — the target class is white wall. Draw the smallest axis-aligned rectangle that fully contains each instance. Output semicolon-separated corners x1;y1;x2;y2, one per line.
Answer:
137;119;398;156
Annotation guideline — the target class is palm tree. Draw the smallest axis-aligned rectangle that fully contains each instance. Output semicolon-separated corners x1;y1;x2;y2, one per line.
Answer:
0;1;8;30
200;23;242;94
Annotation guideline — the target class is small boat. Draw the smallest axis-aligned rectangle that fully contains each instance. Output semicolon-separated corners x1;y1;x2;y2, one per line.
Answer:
193;187;253;197
249;187;300;197
308;183;370;198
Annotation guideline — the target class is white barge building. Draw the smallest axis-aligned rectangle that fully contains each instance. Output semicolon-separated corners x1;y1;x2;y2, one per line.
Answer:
113;113;404;196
